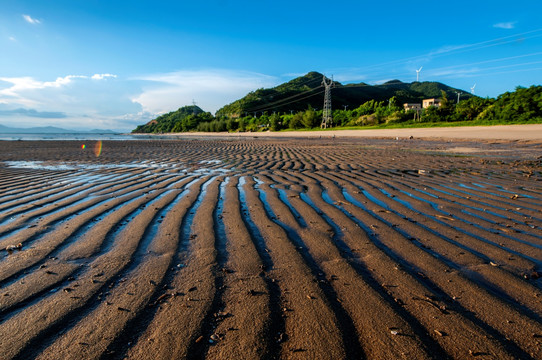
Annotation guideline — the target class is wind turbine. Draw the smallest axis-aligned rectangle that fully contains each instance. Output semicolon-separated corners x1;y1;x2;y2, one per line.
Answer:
416;67;423;82
470;83;476;94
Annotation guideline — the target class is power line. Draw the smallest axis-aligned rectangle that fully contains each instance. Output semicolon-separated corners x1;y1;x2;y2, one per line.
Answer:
443;66;542;79
335;51;542;87
241;76;323;111
414;51;542;73
321;28;542;85
336;28;542;75
244;85;324;113
244;88;325;115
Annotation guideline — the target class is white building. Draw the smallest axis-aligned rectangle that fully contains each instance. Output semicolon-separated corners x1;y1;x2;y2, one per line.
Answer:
422;98;441;108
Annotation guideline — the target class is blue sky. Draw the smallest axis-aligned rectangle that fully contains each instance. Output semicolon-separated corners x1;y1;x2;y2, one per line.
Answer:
1;0;541;131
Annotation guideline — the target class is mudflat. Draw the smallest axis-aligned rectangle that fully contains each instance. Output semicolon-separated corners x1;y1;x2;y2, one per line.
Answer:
0;134;541;359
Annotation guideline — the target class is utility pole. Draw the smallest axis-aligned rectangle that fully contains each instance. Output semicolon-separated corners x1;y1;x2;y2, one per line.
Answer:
321;75;333;129
456;91;462;103
192;99;197;115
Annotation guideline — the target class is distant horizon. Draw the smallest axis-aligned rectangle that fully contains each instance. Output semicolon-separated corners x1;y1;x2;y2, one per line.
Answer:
1;0;541;132
0;123;118;133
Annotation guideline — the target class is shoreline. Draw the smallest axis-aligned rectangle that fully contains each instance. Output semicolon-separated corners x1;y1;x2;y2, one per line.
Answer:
131;123;542;141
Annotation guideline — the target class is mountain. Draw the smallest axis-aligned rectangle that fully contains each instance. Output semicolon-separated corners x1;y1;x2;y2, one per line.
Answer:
0;124;116;134
0;125;71;133
216;71;474;116
87;129;117;134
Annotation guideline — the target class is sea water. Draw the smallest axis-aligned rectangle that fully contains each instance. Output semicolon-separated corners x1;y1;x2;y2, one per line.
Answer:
0;133;187;141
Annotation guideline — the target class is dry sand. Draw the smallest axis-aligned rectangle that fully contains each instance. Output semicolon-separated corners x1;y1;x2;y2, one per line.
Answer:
170;123;542;141
0;129;541;359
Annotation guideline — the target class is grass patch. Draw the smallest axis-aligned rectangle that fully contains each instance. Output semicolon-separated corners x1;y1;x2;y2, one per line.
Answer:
276;118;542;132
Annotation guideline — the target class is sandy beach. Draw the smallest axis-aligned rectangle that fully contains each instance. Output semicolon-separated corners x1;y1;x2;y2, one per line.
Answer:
169;123;542;141
0;129;541;359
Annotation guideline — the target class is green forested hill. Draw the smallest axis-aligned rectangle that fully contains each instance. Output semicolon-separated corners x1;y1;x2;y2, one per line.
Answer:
132;105;213;133
216;71;473;116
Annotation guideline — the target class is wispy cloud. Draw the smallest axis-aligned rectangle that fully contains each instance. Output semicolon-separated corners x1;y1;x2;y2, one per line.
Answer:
8;36;16;42
493;22;516;29
91;73;117;80
22;14;41;25
428;68;480;78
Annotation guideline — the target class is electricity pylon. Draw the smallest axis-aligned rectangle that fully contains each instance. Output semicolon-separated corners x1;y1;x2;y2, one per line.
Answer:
321;75;333;129
192;99;197;114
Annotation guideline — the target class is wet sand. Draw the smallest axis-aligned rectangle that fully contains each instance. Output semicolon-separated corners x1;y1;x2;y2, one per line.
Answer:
0;134;541;359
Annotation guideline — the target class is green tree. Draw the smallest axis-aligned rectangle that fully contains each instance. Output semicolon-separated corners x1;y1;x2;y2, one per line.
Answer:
388;96;401;111
226;118;238;131
302;107;319;128
437;90;454;120
171;121;182;133
289;112;304;129
421;106;440;123
238;117;246;131
280;114;292;129
479;85;542;122
270;113;282;131
354;100;380;116
332;110;348;127
454;97;494;121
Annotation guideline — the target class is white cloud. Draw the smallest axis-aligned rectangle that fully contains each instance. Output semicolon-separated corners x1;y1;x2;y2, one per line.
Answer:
493;22;516;29
0;75;88;106
132;69;278;115
8;36;16;42
22;14;41;25
91;73;118;80
0;73;141;131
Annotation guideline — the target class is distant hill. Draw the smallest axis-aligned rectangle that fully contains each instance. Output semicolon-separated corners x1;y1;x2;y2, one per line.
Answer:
132;105;213;133
216;71;474;116
0;124;116;134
